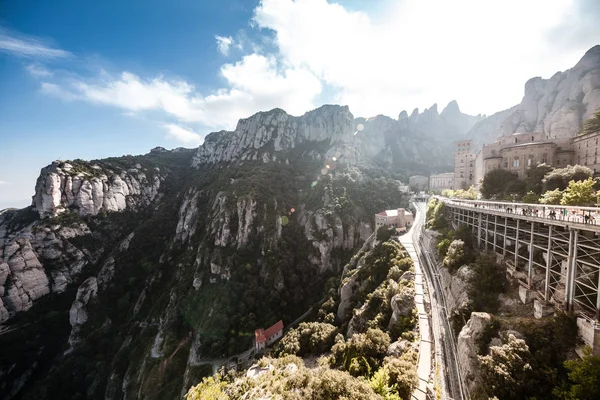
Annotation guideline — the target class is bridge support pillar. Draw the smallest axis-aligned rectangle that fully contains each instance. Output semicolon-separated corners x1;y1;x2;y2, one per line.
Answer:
477;213;482;247
515;219;520;270
493;215;498;253
566;229;578;312
503;219;507;257
544;225;553;302
528;222;535;286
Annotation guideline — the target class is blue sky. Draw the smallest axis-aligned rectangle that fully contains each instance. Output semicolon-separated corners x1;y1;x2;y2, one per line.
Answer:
1;0;599;209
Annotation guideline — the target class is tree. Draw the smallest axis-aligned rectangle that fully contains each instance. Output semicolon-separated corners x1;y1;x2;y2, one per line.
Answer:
559;346;600;400
505;179;527;198
540;188;563;205
526;164;553;194
580;107;600;136
443;239;466;273
479;334;538;400
437;238;451;258
543;165;593;191
481;169;521;199
560;178;597;206
522;191;539;204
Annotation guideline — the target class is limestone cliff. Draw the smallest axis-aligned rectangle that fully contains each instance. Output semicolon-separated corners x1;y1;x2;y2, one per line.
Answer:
469;45;600;148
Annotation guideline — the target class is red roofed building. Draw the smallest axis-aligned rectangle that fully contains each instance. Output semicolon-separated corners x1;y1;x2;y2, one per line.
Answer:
375;208;414;233
255;320;284;351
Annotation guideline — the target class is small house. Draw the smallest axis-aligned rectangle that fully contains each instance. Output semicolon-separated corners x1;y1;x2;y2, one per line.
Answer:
255;320;284;352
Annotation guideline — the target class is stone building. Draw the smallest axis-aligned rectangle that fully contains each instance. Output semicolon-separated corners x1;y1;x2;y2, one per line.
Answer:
460;132;578;186
409;175;429;191
374;208;414;233
574;130;600;174
454;140;475;189
429;172;455;191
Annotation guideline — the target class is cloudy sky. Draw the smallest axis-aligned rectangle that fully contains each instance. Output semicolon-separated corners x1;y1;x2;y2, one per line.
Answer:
1;0;599;209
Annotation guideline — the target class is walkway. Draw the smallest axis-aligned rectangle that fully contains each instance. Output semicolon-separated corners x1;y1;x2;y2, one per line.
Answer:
400;204;431;400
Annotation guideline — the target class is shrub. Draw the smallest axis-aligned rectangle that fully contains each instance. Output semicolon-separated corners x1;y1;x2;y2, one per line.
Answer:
436;238;451;258
279;322;338;356
443;239;467;273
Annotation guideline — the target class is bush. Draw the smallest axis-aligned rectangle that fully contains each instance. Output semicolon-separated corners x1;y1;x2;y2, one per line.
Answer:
279;322;338;356
330;328;391;377
437;238;451;258
443;239;467;273
540;188;563;205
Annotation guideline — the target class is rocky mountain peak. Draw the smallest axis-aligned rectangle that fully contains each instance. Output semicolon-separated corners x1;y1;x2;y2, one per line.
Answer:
468;44;600;147
441;100;461;117
191;104;354;166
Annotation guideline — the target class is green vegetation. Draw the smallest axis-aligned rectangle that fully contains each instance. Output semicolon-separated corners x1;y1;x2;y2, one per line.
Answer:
329;328;391;376
481;169;524;199
543;164;593;191
468;254;507;313
441;186;478;200
560;178;598;206
540;188;564;204
278;322;338;356
556;346;600;400
186;356;384;400
579;107;600;136
426;197;448;230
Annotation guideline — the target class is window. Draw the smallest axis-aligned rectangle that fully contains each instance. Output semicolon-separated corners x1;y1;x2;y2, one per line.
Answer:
528;155;534;166
515;138;518;143
531;136;534;141
460;159;464;163
513;157;520;168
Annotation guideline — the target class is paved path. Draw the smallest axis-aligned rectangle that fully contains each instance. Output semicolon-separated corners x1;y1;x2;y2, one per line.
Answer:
400;204;432;400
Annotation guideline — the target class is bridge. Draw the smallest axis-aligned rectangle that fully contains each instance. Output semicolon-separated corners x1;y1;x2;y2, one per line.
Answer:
438;197;600;354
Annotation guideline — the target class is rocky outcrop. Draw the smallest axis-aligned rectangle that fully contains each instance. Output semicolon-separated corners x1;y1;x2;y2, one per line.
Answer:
67;276;98;350
192;105;355;166
457;312;493;395
388;286;416;329
32;161;162;218
470;45;600;148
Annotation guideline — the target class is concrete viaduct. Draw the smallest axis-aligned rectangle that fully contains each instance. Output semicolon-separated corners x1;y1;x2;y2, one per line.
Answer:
437;197;600;355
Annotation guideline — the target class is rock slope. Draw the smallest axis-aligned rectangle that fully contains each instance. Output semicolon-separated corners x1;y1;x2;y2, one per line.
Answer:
469;45;600;148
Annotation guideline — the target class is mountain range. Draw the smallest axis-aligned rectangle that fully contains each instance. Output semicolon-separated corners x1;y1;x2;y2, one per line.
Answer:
0;45;599;400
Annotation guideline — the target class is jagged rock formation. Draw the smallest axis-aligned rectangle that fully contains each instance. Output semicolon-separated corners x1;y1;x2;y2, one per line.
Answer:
0;104;412;400
33;160;162;218
192;105;355;166
357;101;483;169
457;312;493;395
469;45;600;148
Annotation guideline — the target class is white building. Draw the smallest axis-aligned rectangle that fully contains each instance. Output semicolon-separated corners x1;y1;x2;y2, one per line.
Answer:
375;208;414;233
429;172;455;191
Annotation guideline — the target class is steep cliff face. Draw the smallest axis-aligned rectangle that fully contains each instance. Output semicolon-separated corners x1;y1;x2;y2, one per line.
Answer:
0;105;411;400
32;160;162;218
470;45;600;148
191;105;355;166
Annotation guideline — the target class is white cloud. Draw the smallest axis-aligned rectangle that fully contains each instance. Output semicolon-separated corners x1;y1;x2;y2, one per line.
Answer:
42;54;321;130
253;0;599;116
0;28;72;59
0;181;8;185
215;35;234;56
163;124;204;145
40;82;78;101
26;63;53;77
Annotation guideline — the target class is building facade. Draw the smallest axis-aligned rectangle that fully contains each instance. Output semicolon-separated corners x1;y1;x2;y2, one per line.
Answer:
574;131;600;174
409;175;429;191
375;208;414;232
429;172;455;191
458;131;589;186
454;140;475;189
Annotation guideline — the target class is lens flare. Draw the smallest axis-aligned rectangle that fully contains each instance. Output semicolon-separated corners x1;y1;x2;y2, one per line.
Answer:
280;215;289;226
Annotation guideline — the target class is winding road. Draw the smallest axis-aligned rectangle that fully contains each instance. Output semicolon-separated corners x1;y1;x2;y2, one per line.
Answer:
404;201;468;400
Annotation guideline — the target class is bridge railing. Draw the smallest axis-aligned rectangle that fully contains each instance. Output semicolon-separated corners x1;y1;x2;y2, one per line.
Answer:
435;196;600;226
